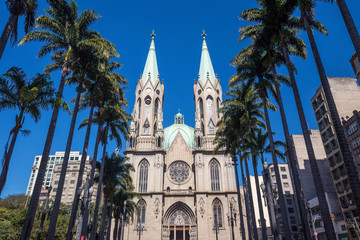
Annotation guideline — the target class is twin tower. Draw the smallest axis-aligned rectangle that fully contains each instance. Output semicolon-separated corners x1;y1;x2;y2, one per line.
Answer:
128;31;223;151
124;31;240;240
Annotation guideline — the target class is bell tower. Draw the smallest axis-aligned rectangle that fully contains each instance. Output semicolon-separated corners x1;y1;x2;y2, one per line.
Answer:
194;31;223;149
129;30;164;150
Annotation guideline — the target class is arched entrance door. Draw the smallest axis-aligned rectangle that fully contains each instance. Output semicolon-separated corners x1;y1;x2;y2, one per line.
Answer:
162;202;197;240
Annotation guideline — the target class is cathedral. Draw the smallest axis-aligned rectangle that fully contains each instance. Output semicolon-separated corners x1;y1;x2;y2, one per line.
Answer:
123;31;244;240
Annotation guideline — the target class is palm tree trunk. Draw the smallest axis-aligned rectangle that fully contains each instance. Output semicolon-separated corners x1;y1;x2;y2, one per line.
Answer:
252;156;267;240
272;63;312;240
21;62;70;240
46;84;83;240
113;218;119;240
240;157;253;239
280;43;337;238
0;127;20;195
91;132;108;240
303;12;360;234
66;99;95;240
261;95;291;239
0;13;17;61
232;155;246;240
82;120;104;237
106;197;113;240
100;196;108;240
244;156;259;240
337;0;360;65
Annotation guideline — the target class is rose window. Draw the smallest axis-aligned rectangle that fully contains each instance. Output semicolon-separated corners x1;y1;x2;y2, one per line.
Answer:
169;161;190;183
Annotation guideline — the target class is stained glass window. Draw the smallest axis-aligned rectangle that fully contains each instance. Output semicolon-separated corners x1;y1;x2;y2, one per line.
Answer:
210;159;220;191
169;161;190;183
139;160;149;192
213;199;223;227
169;210;191;225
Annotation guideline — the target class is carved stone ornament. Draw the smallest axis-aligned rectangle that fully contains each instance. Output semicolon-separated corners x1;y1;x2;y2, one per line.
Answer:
196;156;204;168
154;155;163;168
154;198;160;217
198;198;205;215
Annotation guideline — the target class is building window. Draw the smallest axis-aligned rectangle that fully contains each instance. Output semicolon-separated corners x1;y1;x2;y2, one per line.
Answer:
55;181;59;185
285;191;291;195
137;200;146;225
210;159;220;191
70;180;75;184
64;180;68;184
138;160;149;193
63;187;66;191
72;173;76;177
282;175;288;179
68;194;73;199
69;187;74;191
284;182;289;188
213;199;223;227
73;166;78;170
348;123;358;136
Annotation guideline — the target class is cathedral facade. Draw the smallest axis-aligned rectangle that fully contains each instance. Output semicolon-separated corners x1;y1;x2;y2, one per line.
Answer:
123;32;244;240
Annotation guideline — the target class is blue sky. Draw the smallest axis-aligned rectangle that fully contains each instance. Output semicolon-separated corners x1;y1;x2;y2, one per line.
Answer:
1;0;360;196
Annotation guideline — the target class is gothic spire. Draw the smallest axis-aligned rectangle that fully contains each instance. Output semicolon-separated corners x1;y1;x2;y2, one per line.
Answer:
198;30;216;85
141;30;159;86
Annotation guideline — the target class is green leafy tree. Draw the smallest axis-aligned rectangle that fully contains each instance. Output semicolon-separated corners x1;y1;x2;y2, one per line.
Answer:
0;67;54;196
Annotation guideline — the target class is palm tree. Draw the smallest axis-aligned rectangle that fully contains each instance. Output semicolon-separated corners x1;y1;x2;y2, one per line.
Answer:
18;0;113;238
215;84;267;239
239;1;331;237
112;179;139;240
297;0;360;231
230;48;292;238
325;0;360;64
90;102;130;240
0;67;54;195
79;94;129;238
98;153;134;240
250;129;286;240
0;0;38;60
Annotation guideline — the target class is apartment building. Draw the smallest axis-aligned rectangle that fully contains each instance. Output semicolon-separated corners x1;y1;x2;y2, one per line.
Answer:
311;77;360;239
51;160;98;205
26;151;92;202
291;130;348;239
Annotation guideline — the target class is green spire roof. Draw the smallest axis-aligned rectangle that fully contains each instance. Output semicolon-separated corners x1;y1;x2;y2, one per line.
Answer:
141;30;159;86
164;113;194;149
198;30;216;85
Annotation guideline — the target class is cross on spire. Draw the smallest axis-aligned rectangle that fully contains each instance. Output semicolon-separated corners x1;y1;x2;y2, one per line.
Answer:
201;29;207;39
151;29;156;39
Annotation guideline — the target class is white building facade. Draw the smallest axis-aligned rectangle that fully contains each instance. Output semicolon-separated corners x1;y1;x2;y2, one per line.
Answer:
123;32;244;240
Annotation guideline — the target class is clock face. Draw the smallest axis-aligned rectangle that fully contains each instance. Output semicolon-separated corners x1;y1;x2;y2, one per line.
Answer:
168;161;190;183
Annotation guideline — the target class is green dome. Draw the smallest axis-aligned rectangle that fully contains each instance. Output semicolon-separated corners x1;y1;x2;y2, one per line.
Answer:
164;115;194;149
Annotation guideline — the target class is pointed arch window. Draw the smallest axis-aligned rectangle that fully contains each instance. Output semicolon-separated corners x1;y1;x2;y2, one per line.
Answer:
208;119;215;134
137;200;146;225
206;96;214;119
137;98;141;119
210;159;220;191
213;199;223;227
199;98;204;119
154;98;160;119
138;160;149;192
143;119;150;134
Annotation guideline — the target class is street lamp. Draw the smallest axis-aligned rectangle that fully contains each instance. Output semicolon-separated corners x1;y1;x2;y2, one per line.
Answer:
213;216;220;240
227;203;236;240
37;186;52;240
136;215;145;240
